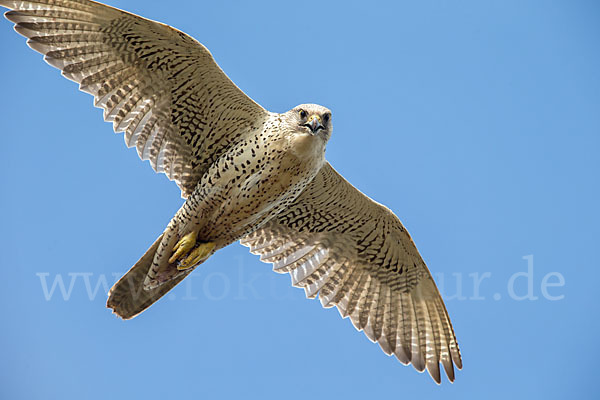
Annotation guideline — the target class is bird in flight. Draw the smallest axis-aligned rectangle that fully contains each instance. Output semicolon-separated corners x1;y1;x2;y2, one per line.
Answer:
2;0;462;383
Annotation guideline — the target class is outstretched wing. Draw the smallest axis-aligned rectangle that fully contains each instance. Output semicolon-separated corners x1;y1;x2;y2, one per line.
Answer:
241;163;462;383
2;0;268;197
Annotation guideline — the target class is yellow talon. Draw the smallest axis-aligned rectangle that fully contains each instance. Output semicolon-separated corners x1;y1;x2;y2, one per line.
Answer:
169;230;198;264
177;242;216;270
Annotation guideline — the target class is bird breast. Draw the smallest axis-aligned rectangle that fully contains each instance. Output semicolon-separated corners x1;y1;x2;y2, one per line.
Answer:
189;122;326;245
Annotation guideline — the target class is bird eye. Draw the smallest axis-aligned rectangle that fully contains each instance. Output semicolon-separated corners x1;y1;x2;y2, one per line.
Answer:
299;110;307;119
322;113;331;123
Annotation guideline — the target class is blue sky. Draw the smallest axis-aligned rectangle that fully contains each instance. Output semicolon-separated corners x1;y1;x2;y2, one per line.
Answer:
1;0;598;398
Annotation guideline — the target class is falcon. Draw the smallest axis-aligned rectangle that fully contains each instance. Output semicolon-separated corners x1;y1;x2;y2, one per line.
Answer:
2;0;462;383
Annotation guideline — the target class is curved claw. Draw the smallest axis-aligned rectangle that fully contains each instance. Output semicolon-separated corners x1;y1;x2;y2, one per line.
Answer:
177;242;216;270
169;230;198;264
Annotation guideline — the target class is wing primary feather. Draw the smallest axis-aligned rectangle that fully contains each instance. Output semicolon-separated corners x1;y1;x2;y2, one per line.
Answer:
430;296;454;382
377;285;394;355
406;292;426;372
394;292;413;365
382;288;398;356
423;297;442;384
364;279;382;342
355;274;373;331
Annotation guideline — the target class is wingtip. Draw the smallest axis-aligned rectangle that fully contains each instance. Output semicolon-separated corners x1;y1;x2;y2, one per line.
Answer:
394;346;411;365
411;351;426;373
442;358;456;382
427;362;442;385
453;353;463;370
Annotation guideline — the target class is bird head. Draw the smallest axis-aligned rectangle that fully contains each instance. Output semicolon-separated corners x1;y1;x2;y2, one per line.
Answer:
288;104;332;141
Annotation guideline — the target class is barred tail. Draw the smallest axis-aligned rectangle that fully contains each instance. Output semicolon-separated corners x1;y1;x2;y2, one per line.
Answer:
107;234;191;319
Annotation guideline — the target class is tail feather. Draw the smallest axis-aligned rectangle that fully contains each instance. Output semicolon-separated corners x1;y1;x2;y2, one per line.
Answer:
107;234;191;319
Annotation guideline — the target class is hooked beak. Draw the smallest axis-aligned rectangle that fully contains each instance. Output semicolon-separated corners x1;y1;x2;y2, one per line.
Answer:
304;115;324;134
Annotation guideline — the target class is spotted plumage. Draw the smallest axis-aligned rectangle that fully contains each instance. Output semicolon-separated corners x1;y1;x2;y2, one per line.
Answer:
2;0;461;384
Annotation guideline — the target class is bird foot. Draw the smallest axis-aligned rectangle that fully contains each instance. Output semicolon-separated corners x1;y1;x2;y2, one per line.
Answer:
176;242;216;270
168;230;215;270
169;230;198;264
